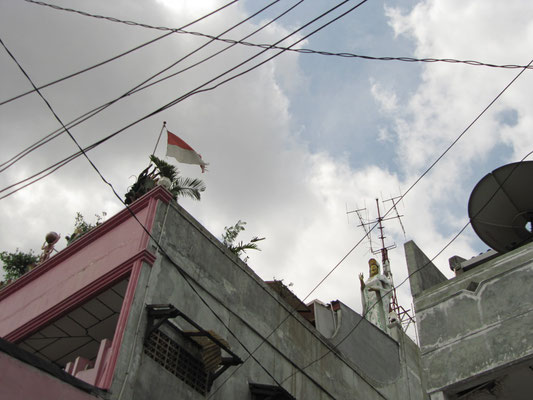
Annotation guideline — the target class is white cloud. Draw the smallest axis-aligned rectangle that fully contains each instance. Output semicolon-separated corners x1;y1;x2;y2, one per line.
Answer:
374;0;533;271
370;80;398;113
3;0;533;342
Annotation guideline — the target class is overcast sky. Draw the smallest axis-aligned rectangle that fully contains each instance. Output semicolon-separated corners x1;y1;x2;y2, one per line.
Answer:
2;0;533;338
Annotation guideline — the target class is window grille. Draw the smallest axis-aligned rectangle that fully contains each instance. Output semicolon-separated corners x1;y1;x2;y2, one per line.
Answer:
143;304;242;395
144;329;210;395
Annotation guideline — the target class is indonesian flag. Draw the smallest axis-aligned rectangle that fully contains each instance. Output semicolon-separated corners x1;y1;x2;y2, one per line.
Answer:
166;130;208;173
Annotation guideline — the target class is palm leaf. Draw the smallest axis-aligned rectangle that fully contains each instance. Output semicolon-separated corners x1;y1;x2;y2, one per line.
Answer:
171;176;206;201
149;155;177;181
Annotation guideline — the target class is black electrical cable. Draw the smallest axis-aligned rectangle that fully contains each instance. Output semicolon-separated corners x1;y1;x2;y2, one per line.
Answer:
0;0;287;173
1;34;332;400
272;57;533;384
123;0;306;99
205;54;533;394
25;0;533;71
6;3;526;396
281;147;533;385
0;0;359;194
1;0;382;396
0;31;171;107
0;0;239;172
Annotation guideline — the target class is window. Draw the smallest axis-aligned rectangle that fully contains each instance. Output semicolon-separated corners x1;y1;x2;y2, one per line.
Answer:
143;304;242;395
145;328;210;395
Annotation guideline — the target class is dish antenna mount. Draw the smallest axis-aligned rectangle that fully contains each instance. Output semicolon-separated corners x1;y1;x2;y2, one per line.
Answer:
468;161;533;253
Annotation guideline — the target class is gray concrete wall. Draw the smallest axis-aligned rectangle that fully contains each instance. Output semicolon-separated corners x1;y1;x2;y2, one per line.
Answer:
327;302;426;400
410;241;533;395
405;241;448;297
111;199;427;399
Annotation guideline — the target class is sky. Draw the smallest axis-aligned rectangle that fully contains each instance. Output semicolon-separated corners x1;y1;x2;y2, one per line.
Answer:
1;0;533;341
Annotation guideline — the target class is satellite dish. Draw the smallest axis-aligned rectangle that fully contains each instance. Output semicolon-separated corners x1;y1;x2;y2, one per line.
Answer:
468;161;533;253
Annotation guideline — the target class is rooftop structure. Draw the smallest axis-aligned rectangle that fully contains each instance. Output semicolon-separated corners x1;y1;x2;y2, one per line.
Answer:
4;160;531;399
406;240;533;400
0;186;425;399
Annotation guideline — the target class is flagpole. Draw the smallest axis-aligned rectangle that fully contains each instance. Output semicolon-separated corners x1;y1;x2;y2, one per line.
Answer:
152;121;166;156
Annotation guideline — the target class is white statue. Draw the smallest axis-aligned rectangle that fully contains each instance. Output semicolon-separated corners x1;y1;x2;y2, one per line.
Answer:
359;255;393;333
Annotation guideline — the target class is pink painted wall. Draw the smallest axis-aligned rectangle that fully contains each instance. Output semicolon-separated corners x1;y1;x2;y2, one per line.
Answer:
0;351;99;400
0;187;172;340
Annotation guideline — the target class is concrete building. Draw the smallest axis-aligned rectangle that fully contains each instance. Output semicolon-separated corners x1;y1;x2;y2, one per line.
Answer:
0;186;426;399
4;181;531;399
406;240;533;400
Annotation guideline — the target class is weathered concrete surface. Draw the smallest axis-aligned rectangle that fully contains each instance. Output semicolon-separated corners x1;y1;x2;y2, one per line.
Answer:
326;302;401;385
109;197;427;400
409;240;533;395
405;240;448;297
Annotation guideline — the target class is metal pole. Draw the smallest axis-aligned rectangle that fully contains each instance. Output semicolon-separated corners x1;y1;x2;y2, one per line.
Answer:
152;121;167;156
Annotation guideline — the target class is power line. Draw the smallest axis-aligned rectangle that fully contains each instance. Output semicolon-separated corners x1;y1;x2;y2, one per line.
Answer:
4;11;529;389
0;0;242;170
1;34;329;400
117;0;305;102
6;2;528;396
273;57;533;384
0;0;284;173
24;0;533;71
206;54;533;394
0;31;170;107
2;0;381;397
281;147;533;385
0;0;360;195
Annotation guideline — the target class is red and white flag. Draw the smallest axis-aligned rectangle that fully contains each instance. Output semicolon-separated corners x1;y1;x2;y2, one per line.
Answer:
166;130;208;173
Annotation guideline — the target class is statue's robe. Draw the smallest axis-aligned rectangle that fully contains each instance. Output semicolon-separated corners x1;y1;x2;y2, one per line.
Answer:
361;273;392;332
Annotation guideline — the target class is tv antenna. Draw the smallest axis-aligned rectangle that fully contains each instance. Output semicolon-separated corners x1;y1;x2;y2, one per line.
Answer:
347;196;414;332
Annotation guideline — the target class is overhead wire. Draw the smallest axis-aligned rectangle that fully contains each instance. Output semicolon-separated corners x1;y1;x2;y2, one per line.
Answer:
6;0;529;174
281;147;533;385
206;54;533;393
25;0;533;71
5;0;528;379
0;0;360;196
0;30;172;107
0;0;241;172
273;56;533;384
1;0;383;396
1;33;336;400
6;0;531;391
5;1;529;396
0;0;290;189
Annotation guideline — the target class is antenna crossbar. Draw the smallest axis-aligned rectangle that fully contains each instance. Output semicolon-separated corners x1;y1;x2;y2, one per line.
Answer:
347;194;414;332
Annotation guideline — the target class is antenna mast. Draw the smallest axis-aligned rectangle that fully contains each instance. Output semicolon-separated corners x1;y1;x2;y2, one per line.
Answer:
347;196;415;332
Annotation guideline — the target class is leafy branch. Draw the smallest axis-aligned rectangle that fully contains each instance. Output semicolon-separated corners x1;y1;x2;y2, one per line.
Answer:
125;155;206;204
0;249;39;282
65;212;106;245
222;220;265;262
